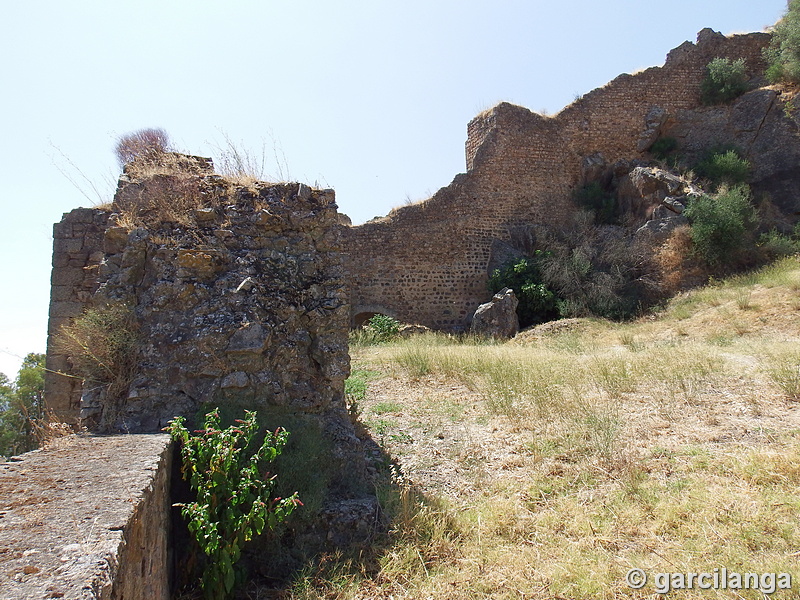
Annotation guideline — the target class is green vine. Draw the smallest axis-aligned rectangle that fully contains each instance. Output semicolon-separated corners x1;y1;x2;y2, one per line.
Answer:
166;409;301;599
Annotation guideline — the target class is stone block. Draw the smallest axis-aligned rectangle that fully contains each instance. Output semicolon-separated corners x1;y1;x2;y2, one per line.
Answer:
49;301;85;319
51;268;85;287
49;285;74;302
67;207;101;224
53;237;84;254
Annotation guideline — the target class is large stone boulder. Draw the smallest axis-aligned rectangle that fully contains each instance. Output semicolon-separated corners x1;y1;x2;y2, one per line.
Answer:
470;288;519;338
616;166;699;224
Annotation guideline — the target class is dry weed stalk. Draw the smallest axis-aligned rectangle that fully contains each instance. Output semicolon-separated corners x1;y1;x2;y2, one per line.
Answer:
55;304;140;428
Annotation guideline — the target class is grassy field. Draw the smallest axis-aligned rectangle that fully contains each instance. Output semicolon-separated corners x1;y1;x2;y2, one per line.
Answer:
280;256;800;599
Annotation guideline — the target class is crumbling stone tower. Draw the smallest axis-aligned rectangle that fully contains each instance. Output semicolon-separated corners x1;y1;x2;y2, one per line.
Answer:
45;156;377;550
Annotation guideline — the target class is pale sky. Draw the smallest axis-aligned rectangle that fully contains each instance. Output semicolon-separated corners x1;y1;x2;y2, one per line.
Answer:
0;0;787;380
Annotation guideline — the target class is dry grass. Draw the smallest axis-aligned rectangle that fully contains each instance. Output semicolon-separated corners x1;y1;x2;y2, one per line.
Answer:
278;256;800;599
54;304;140;429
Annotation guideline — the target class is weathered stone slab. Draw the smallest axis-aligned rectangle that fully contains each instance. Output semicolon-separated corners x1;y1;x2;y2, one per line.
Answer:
0;434;172;600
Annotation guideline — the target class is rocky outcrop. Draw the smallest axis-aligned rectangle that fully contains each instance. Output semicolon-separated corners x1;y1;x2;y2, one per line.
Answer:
617;166;700;225
664;87;800;216
470;288;519;338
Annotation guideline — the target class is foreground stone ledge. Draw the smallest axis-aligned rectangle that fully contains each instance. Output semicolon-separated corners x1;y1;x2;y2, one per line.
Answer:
0;434;172;600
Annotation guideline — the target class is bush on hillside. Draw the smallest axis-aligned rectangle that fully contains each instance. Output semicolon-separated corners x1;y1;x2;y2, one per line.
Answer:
694;148;751;188
700;57;749;105
684;184;758;267
365;314;401;342
532;213;659;320
488;254;559;328
572;182;618;225
649;136;678;161
758;229;800;258
765;0;800;83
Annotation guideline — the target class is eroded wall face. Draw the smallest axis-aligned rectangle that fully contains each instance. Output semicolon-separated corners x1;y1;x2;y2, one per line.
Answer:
93;181;350;434
45;208;111;423
346;30;772;331
45;177;352;438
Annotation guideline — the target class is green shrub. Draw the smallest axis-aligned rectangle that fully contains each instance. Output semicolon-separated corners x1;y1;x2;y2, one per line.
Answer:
694;148;750;188
166;409;300;600
0;354;46;457
366;314;401;342
765;0;800;84
572;182;617;224
684;185;758;267
649;137;678;161
759;229;800;258
700;57;748;105
488;254;560;328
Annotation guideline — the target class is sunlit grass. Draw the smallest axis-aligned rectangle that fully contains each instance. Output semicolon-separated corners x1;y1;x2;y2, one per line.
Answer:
321;256;800;599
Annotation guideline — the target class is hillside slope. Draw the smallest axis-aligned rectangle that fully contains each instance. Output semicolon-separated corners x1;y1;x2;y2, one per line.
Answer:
283;256;800;599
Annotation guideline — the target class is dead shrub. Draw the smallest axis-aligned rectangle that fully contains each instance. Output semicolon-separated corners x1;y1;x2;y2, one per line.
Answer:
533;212;662;319
114;173;207;229
653;225;709;294
115;127;172;170
55;304;140;428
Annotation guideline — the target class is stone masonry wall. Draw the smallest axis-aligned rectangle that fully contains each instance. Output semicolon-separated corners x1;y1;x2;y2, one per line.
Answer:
345;29;772;331
45;208;112;424
45;162;377;559
89;177;350;435
0;434;172;600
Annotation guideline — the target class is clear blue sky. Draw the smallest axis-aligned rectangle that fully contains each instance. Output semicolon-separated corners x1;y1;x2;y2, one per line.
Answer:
0;0;786;380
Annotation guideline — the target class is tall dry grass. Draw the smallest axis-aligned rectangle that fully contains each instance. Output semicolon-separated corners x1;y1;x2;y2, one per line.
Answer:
317;254;800;599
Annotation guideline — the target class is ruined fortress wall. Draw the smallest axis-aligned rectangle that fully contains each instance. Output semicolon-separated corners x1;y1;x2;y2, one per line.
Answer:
45;208;111;424
347;107;578;330
346;29;771;330
555;29;770;162
45;175;353;436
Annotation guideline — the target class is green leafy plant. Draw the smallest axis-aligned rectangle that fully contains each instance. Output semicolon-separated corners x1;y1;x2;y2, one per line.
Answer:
684;185;758;267
572;182;617;224
694;147;750;188
366;314;401;342
166;409;301;600
765;0;800;84
488;254;559;328
649;136;679;161
700;57;748;105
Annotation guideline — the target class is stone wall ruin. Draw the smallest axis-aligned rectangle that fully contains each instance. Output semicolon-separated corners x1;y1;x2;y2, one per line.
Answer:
42;158;379;584
344;29;794;331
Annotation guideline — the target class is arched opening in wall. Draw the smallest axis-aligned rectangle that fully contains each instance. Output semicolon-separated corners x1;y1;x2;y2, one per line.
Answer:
351;305;399;329
353;312;379;328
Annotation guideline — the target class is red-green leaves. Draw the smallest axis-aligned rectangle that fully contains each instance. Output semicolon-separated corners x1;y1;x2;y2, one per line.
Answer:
165;410;299;600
